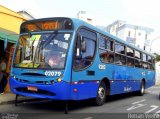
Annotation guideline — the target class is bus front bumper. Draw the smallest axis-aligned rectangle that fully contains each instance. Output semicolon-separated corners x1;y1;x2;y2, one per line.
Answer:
10;77;99;101
10;77;71;100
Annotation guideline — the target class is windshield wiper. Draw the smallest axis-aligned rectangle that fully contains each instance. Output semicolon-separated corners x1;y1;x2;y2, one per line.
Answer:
41;30;58;49
32;30;58;68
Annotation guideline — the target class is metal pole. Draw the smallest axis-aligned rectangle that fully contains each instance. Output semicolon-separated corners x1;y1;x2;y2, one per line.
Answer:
15;94;19;106
64;101;68;114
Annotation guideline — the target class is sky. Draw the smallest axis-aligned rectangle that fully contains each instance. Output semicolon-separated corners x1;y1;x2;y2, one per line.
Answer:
0;0;160;53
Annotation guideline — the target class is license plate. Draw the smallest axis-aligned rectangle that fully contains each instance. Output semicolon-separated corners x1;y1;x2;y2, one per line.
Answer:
27;86;38;92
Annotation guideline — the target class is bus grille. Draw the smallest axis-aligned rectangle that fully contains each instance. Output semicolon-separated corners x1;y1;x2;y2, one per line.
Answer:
16;87;55;96
15;78;54;85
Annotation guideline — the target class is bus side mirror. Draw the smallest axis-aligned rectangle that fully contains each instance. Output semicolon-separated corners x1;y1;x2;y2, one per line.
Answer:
76;35;87;58
4;35;8;50
76;34;81;58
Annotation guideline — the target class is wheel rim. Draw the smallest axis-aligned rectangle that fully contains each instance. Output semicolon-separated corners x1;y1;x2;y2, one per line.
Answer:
141;83;144;94
98;86;105;100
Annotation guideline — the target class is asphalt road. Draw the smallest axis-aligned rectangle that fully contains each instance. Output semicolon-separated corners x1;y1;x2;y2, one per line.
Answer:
0;86;160;119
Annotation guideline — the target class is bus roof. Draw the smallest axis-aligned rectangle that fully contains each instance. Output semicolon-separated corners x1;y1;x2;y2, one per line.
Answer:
21;17;155;57
71;18;155;57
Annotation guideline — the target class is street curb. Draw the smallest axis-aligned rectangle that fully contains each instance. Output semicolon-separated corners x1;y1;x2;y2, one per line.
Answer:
0;100;15;105
0;98;45;106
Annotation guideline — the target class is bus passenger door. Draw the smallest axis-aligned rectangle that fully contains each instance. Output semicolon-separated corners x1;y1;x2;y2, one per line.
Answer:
71;28;97;100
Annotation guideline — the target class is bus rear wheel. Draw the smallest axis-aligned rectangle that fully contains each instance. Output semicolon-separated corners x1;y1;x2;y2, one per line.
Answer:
95;81;106;106
138;80;145;96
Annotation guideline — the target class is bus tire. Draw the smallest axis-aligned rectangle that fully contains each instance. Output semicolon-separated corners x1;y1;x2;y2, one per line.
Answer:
138;81;145;96
95;81;106;106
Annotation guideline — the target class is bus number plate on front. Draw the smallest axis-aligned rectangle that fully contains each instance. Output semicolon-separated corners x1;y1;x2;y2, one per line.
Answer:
27;86;38;92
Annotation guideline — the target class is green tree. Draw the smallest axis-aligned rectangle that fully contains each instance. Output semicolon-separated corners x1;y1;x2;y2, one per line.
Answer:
156;55;160;61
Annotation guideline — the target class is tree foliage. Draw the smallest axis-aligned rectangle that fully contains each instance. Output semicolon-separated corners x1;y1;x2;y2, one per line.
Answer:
156;55;160;61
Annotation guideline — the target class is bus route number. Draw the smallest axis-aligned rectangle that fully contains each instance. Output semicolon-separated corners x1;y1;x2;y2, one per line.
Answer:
99;64;106;70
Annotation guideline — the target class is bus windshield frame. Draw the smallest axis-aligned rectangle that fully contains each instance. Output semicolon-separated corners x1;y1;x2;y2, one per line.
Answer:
13;31;72;70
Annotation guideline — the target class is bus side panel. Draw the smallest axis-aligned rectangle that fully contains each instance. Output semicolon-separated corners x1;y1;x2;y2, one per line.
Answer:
109;65;127;95
110;81;126;95
102;65;155;95
70;83;99;100
109;80;141;95
146;79;155;88
145;71;155;88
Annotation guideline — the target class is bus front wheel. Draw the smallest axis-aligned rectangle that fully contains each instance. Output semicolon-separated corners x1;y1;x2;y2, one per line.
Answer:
95;81;106;106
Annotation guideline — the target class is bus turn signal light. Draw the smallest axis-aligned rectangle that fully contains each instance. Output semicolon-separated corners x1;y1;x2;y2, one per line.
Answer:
73;89;77;92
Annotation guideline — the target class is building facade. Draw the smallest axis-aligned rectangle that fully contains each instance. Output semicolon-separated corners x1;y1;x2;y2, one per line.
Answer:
106;20;154;51
17;10;35;20
77;11;93;25
155;62;160;85
0;5;27;92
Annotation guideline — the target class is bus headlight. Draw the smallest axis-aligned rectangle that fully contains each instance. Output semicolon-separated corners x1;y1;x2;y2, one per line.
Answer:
57;78;62;82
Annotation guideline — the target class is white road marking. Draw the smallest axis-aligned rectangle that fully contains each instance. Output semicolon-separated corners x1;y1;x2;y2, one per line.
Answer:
156;110;160;113
127;99;147;111
84;117;93;119
127;103;147;111
132;99;146;104
145;105;159;113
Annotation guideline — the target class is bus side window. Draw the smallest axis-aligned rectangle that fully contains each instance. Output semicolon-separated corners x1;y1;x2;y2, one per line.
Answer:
100;50;114;63
115;54;126;65
73;28;96;70
127;57;134;66
115;54;121;65
142;62;148;69
107;53;114;63
148;63;152;70
74;37;95;69
135;59;141;68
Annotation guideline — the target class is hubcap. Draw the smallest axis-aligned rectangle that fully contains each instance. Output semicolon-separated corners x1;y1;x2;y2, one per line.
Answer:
141;83;144;93
98;87;105;100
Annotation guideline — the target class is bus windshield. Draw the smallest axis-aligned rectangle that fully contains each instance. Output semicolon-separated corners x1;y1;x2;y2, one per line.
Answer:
13;32;71;69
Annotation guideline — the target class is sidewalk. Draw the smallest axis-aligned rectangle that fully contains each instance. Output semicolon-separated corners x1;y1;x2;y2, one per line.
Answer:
0;93;16;105
0;93;42;105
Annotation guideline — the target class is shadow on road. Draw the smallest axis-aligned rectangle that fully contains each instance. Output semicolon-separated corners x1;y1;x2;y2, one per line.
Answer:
15;92;144;113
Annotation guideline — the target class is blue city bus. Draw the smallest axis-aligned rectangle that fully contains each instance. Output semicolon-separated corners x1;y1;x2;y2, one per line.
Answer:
10;17;155;107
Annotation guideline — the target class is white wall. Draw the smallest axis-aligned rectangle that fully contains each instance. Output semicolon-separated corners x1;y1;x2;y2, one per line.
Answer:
117;28;126;40
155;62;160;85
117;27;152;50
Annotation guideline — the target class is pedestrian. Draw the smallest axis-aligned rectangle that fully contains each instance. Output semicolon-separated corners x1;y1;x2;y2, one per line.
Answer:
0;58;7;94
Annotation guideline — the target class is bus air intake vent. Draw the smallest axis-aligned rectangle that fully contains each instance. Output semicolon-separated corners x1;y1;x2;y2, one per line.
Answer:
21;73;46;76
